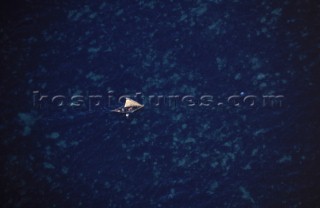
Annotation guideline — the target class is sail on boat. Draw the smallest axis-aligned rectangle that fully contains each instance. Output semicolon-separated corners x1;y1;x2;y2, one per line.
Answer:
111;98;144;117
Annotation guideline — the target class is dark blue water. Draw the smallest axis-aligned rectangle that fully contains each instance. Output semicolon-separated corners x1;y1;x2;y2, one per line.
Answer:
1;1;319;207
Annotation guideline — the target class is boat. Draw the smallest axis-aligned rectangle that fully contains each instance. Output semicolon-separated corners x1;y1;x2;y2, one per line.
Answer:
111;98;144;117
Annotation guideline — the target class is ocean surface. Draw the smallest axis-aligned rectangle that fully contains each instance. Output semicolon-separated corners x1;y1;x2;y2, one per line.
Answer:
1;1;319;207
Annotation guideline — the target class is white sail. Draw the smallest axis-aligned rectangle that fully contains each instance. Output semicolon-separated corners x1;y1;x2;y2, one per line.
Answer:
111;98;144;116
124;98;143;108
